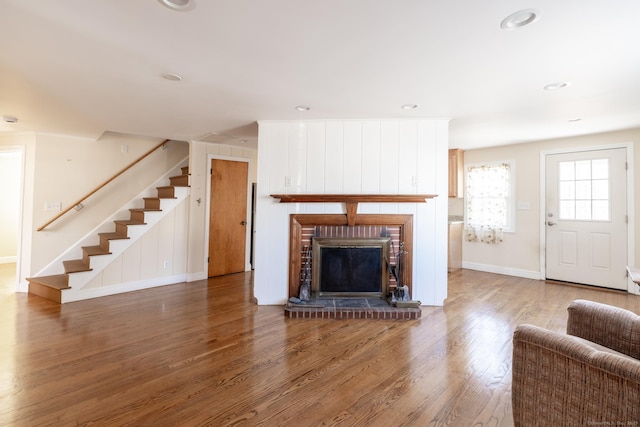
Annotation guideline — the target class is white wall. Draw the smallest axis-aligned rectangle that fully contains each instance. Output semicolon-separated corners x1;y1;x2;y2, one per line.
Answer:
254;119;449;306
463;127;640;281
80;199;189;292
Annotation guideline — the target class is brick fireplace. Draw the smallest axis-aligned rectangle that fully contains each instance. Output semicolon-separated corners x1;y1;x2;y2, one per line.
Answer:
312;237;391;297
271;194;436;319
287;214;412;299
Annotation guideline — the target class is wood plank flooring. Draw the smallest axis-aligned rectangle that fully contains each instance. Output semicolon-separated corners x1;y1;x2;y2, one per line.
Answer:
1;269;639;426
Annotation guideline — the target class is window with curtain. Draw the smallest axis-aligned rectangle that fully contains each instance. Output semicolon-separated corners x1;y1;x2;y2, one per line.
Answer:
464;161;514;244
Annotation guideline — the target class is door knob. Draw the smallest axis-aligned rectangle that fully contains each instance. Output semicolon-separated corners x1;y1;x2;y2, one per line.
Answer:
547;221;556;226
240;221;247;225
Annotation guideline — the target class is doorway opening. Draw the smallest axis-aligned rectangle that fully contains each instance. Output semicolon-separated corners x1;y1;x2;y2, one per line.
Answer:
0;149;23;293
207;157;251;278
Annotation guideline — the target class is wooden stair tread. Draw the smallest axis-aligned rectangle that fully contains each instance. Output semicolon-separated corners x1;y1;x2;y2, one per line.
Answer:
27;274;70;290
129;208;162;212
98;232;129;240
63;259;92;273
82;245;111;256
114;220;146;226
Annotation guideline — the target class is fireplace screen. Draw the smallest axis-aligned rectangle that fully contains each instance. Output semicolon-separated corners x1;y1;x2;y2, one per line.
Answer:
312;238;390;298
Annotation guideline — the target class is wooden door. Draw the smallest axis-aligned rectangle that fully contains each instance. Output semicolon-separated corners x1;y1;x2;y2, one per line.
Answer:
208;159;248;277
545;148;627;290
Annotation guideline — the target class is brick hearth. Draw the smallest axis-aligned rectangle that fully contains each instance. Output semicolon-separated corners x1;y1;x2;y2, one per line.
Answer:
284;298;421;320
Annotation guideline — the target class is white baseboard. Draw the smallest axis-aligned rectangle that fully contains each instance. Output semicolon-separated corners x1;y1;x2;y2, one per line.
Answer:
0;256;17;264
61;274;188;303
186;271;208;282
462;262;543;280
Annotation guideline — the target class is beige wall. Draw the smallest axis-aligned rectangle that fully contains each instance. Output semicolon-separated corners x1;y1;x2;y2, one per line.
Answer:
31;133;189;273
463;127;640;284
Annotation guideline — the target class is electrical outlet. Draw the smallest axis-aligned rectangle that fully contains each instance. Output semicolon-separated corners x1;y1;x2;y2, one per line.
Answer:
163;260;168;269
121;144;128;153
284;176;291;186
517;201;531;210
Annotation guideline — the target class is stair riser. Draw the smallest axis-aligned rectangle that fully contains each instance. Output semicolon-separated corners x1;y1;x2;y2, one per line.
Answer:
99;237;110;252
181;166;189;175
156;187;175;198
28;282;62;303
130;211;146;222
169;175;189;186
144;198;161;209
63;260;91;274
115;223;129;236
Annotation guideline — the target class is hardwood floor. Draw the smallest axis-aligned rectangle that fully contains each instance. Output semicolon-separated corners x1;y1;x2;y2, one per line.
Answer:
1;269;639;426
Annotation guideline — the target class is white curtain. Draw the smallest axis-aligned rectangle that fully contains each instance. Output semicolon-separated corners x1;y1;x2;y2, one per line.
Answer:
464;163;510;244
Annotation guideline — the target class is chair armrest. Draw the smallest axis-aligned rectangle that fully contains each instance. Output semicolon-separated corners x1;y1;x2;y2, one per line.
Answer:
566;299;640;359
512;324;640;426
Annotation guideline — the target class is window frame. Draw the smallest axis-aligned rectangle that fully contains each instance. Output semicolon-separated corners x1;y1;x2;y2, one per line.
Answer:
464;160;516;233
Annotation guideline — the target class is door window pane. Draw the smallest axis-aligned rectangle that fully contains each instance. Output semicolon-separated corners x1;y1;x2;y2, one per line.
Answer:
576;200;592;220
592;180;608;200
592;159;608;179
575;160;591;180
560;181;575;199
575;181;591;199
558;159;609;221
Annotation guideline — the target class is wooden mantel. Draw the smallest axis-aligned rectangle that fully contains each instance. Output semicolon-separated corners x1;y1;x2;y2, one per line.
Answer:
270;194;437;226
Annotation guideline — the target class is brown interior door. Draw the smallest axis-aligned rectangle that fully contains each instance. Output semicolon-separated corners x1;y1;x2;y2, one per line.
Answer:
208;159;248;277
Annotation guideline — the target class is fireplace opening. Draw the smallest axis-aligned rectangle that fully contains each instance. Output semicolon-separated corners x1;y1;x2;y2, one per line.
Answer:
312;238;390;298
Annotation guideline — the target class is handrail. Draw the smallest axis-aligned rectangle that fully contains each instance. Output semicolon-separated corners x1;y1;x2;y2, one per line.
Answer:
37;139;171;231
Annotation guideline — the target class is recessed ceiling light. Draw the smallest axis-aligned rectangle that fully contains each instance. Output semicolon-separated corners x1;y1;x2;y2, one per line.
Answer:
239;139;248;143
544;81;571;91
295;105;310;112
401;104;418;110
500;9;541;30
568;118;582;122
161;73;183;82
157;0;191;11
2;115;18;124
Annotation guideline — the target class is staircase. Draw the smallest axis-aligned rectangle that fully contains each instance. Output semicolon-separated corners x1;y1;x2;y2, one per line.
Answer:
27;166;190;303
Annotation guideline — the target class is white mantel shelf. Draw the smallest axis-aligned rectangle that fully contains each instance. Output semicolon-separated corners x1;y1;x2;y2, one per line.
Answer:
270;194;437;226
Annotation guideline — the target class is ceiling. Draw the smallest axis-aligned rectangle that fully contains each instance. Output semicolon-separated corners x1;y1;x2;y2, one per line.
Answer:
2;0;640;150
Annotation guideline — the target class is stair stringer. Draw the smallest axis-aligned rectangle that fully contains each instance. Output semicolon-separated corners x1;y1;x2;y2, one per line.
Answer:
32;158;190;300
60;190;189;303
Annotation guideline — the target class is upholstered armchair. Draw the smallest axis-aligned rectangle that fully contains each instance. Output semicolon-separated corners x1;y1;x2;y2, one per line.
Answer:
512;299;640;426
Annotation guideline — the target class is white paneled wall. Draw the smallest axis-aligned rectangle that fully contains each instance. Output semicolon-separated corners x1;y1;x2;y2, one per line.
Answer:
81;200;189;296
255;119;449;306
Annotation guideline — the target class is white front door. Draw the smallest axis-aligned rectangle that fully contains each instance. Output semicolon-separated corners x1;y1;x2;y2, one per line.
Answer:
545;148;627;290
